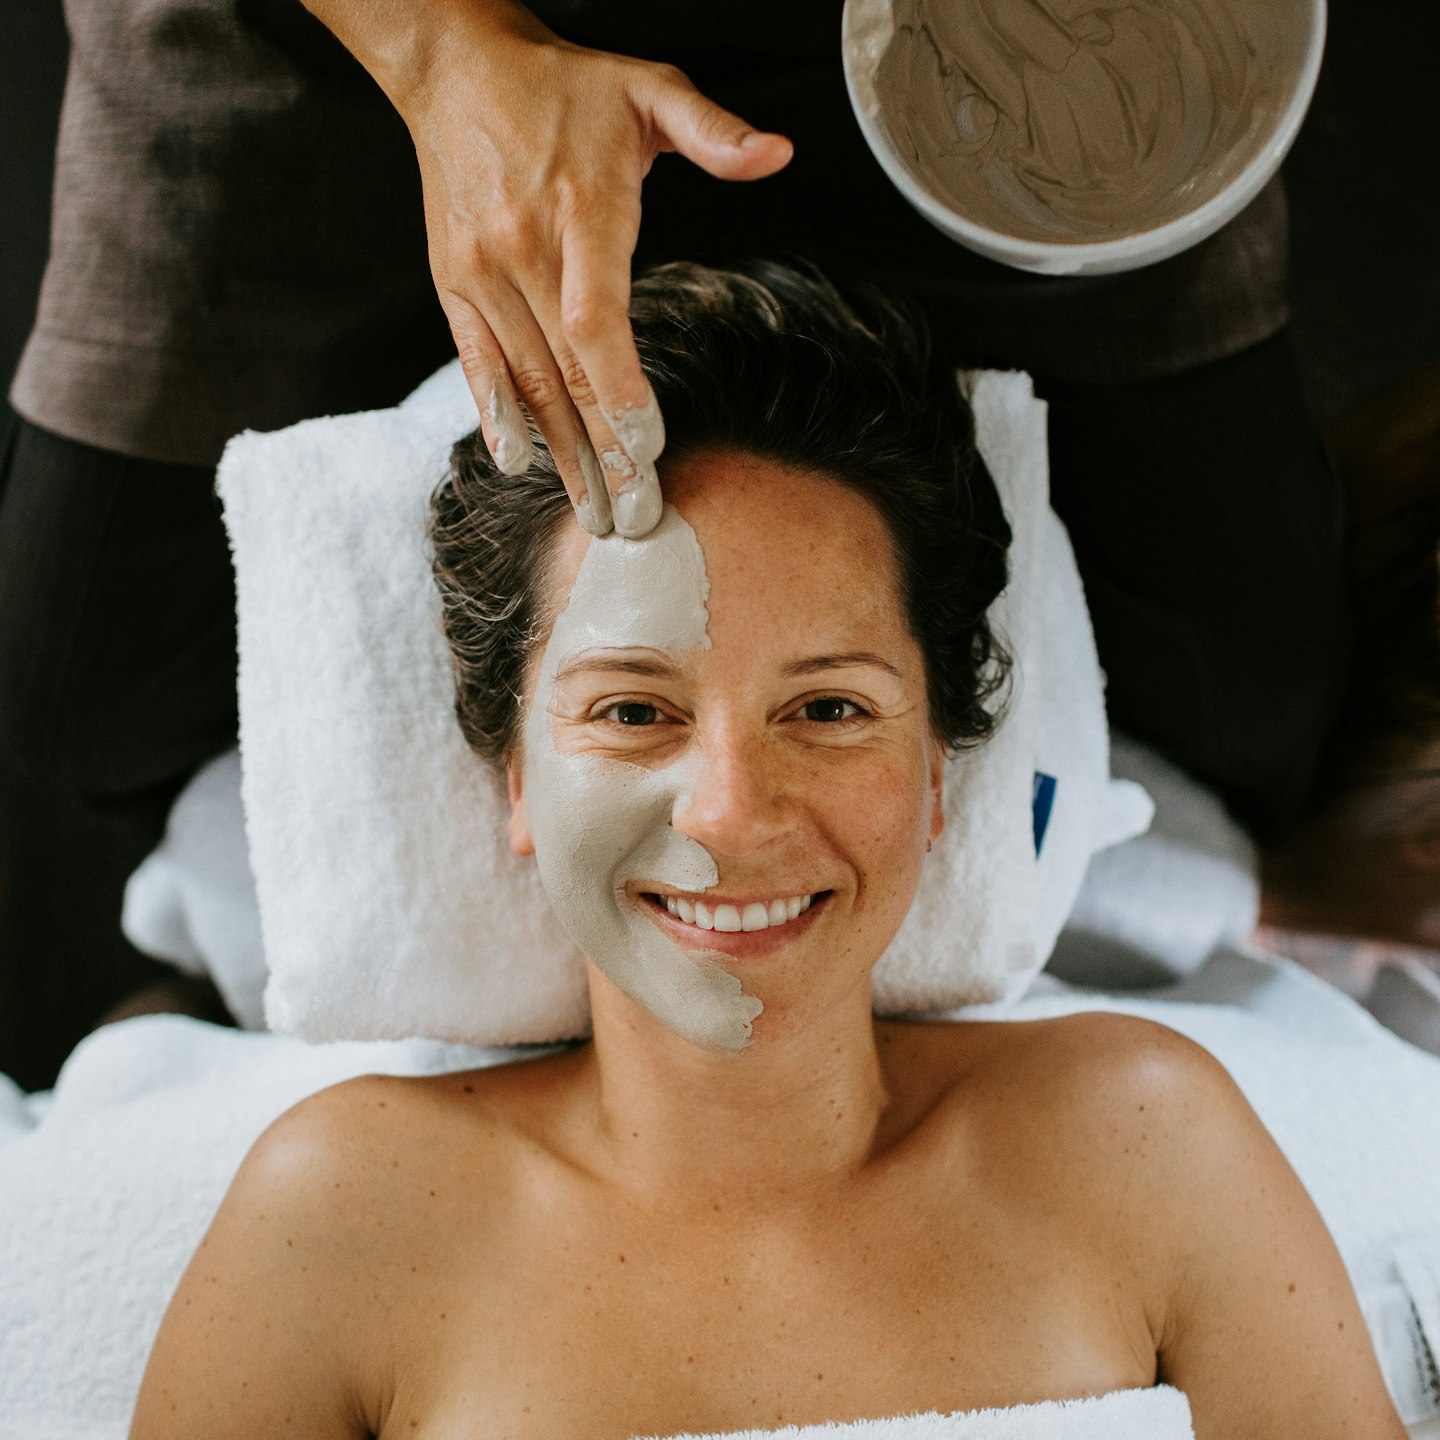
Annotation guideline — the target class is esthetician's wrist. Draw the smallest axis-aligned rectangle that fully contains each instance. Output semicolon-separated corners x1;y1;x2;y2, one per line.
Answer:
301;0;556;120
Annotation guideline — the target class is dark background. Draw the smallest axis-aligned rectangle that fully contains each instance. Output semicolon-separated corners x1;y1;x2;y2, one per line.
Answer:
5;0;1437;441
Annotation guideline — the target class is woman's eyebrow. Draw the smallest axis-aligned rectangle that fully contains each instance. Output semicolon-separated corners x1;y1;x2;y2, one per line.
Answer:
781;652;906;680
551;650;681;683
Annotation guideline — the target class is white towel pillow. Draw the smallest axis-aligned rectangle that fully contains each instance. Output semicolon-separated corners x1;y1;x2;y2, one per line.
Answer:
215;363;1149;1044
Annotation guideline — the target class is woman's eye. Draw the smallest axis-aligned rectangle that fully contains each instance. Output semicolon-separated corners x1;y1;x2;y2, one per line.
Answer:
604;702;660;727
802;697;862;723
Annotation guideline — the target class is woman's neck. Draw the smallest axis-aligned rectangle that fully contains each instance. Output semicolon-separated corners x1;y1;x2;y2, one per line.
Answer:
568;968;901;1208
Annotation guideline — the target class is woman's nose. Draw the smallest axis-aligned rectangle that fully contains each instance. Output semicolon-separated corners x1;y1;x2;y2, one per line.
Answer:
671;726;790;859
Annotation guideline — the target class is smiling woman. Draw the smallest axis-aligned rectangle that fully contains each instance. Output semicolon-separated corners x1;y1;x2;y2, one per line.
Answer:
129;262;1405;1440
431;260;1013;1053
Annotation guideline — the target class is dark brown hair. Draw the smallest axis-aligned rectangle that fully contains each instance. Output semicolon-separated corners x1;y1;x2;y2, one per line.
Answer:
431;259;1011;763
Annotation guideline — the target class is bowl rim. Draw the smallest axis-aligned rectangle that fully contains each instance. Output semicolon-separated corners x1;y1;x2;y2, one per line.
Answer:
840;0;1328;270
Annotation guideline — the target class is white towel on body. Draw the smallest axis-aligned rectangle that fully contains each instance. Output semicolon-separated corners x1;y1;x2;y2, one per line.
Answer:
638;1386;1193;1440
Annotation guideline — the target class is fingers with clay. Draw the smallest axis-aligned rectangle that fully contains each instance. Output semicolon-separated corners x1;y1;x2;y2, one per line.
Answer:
450;287;615;537
399;21;790;544
558;221;666;540
600;391;666;538
489;365;615;536
446;296;534;478
488;367;615;536
484;370;534;476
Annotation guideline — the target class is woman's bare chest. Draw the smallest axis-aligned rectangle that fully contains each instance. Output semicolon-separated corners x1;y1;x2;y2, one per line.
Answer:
379;1191;1153;1440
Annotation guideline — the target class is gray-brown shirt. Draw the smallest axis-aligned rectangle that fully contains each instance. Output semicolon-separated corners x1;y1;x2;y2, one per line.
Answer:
11;0;1288;467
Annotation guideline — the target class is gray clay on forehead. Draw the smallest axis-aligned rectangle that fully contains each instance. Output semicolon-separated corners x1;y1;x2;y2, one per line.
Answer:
875;0;1302;243
521;504;762;1051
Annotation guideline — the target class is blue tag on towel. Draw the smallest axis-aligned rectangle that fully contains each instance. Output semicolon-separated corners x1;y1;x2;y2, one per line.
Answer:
1032;772;1057;856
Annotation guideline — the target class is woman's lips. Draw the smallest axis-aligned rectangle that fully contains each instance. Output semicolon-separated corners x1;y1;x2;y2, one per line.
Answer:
639;891;829;956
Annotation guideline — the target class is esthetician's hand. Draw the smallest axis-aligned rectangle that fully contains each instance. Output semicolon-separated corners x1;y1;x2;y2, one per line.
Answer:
306;0;792;538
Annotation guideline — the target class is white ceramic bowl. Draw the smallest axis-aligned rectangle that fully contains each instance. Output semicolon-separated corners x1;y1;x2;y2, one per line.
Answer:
842;0;1326;276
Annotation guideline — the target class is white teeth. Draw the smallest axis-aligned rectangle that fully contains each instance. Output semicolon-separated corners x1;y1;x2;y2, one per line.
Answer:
714;904;743;932
656;893;816;933
741;903;770;932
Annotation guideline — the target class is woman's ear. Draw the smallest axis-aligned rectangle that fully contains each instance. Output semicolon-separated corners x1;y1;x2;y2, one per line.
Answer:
928;737;946;849
507;761;535;857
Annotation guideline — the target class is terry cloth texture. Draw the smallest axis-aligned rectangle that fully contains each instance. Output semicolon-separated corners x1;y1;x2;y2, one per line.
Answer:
639;1388;1192;1440
217;363;1150;1046
10;1;1287;465
635;1387;1193;1439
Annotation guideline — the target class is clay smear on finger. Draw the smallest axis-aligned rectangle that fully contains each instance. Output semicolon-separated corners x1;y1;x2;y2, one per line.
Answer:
574;437;615;536
602;447;663;540
486;373;535;475
604;390;666;468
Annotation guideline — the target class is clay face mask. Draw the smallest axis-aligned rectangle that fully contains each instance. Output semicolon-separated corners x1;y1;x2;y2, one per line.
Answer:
874;0;1302;242
521;505;762;1051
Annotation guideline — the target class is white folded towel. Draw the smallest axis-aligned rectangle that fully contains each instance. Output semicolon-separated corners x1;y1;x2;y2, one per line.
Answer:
215;363;1149;1045
1048;734;1260;988
120;750;266;1030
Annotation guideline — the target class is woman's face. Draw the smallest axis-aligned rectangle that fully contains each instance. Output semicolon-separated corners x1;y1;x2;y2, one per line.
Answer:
508;450;945;1049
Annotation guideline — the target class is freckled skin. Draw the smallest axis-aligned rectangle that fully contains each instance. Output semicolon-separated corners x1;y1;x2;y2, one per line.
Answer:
130;454;1405;1440
512;454;943;1049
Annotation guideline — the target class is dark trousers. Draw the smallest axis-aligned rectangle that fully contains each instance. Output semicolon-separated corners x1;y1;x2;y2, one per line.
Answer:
1043;329;1351;833
0;418;237;1090
0;326;1350;1088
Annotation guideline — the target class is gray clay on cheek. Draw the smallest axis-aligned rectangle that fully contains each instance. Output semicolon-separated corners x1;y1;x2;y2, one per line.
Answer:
521;505;762;1051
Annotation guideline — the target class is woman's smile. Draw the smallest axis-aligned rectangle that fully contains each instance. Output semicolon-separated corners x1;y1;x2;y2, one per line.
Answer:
636;888;833;958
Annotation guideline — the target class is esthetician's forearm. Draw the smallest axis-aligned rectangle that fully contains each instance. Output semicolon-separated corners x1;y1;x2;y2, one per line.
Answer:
299;0;551;117
297;0;791;541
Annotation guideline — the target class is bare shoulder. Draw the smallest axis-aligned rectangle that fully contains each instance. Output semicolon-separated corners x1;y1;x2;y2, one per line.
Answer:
130;1065;533;1439
943;1010;1300;1258
233;1063;540;1240
920;1008;1238;1150
232;1072;454;1218
921;1012;1404;1436
910;1011;1288;1297
1007;1010;1246;1150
